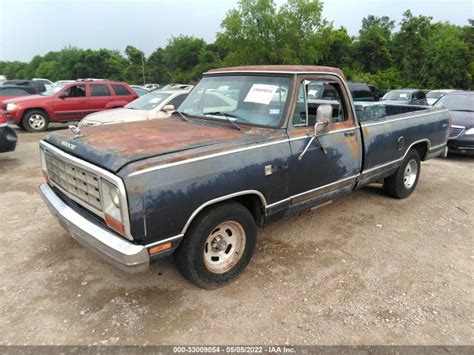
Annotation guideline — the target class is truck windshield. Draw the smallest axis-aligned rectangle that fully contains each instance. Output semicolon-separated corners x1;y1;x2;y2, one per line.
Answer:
126;92;172;110
178;75;292;128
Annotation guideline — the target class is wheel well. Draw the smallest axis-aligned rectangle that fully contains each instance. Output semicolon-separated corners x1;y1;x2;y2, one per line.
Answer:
23;108;49;120
411;141;429;161
183;193;266;234
232;194;265;226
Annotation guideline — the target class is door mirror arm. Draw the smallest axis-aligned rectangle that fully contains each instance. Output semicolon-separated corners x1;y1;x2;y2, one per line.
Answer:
299;105;331;160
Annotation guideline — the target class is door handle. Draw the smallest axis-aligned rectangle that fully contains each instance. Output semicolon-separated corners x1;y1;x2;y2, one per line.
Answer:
344;131;355;137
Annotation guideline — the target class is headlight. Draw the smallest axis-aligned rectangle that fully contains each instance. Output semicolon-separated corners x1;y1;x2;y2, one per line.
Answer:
465;128;474;135
6;103;17;111
101;180;124;234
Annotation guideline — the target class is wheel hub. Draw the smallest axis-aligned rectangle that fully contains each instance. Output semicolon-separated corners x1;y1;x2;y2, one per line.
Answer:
203;220;246;274
211;236;228;252
403;159;418;189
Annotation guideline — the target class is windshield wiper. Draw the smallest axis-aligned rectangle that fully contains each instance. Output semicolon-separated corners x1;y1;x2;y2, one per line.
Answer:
204;111;241;130
452;109;474;112
176;110;189;121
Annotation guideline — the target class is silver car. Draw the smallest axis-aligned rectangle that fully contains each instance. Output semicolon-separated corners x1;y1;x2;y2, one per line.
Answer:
79;90;190;127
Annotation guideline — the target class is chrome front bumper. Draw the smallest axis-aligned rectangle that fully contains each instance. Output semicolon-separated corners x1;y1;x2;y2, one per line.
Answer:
40;183;149;273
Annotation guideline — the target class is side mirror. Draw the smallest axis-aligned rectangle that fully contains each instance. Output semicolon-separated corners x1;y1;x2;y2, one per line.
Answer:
162;104;175;112
59;92;69;99
314;104;331;135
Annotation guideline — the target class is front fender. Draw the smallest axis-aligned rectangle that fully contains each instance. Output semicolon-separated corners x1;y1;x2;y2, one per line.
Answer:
118;139;292;244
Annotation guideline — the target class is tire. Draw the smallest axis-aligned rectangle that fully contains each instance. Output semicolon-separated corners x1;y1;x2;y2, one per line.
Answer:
384;149;421;199
173;201;257;289
22;110;49;132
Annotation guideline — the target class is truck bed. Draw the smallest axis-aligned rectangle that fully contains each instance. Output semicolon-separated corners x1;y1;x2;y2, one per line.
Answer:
355;102;449;186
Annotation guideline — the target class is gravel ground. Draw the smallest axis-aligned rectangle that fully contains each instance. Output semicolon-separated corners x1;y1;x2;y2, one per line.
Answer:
0;127;472;346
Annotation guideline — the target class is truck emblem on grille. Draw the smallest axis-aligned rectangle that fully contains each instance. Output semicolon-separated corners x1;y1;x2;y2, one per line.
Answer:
61;141;76;150
68;125;83;139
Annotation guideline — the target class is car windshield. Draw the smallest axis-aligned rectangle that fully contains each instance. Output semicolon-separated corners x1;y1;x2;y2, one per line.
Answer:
125;92;172;110
426;91;444;99
178;75;292;128
42;83;67;96
382;91;412;100
435;94;474;112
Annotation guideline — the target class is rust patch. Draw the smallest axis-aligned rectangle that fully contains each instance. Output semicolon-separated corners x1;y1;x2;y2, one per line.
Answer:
347;136;360;160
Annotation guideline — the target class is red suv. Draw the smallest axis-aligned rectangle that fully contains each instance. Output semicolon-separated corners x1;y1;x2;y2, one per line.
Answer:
3;80;138;132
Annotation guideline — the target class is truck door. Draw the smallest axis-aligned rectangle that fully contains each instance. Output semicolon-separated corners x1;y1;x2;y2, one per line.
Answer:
287;76;362;212
52;84;87;121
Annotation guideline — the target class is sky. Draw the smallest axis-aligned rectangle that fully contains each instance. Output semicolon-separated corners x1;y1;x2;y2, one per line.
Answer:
0;0;472;62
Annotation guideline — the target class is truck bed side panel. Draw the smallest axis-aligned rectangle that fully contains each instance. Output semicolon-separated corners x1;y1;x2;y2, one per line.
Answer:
358;108;449;186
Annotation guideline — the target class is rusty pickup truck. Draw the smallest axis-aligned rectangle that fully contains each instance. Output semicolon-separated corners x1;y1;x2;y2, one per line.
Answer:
39;66;450;288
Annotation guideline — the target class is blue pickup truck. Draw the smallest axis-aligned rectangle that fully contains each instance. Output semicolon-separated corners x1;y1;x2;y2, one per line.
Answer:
39;66;450;289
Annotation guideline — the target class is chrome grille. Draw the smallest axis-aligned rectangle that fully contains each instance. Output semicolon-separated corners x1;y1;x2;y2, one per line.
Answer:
45;152;102;211
449;125;465;139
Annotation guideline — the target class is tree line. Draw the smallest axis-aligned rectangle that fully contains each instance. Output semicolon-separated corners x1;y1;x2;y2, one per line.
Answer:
1;0;472;90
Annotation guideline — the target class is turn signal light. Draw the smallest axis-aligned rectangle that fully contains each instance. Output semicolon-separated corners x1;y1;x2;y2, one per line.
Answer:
149;242;172;255
42;170;49;183
104;214;125;235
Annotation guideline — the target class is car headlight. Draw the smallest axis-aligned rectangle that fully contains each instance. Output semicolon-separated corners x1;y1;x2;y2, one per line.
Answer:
101;180;124;234
6;103;17;111
465;128;474;135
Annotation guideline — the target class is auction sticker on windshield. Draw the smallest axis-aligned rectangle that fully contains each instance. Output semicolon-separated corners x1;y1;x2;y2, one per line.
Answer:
244;84;279;105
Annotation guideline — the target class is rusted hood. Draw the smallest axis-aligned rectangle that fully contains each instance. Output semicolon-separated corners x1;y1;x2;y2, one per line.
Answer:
43;118;271;173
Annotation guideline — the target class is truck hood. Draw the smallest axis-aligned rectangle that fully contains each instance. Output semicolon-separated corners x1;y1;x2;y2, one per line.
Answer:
43;118;275;173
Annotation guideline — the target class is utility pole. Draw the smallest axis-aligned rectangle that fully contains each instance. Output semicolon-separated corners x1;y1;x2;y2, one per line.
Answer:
141;52;146;85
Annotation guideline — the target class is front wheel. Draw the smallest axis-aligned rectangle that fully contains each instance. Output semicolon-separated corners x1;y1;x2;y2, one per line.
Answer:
384;149;421;199
173;201;257;289
22;110;49;132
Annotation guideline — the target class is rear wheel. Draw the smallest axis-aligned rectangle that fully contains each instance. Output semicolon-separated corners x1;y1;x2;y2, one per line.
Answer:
173;201;257;289
22;110;49;132
384;149;421;199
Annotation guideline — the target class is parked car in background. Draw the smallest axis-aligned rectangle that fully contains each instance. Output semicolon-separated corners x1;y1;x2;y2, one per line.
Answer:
0;111;17;153
161;84;193;91
435;91;474;156
54;80;75;86
0;85;37;102
33;78;54;88
144;83;160;91
368;85;381;101
347;82;375;102
2;80;47;94
79;89;190;127
38;65;450;288
426;89;457;105
381;89;428;105
130;85;150;97
3;80;137;132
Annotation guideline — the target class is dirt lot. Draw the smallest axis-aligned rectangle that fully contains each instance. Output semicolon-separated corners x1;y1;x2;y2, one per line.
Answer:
0;127;472;346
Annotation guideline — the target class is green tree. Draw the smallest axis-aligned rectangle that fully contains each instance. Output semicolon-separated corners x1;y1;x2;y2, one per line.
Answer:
354;15;395;73
123;45;146;83
392;10;433;86
421;23;471;89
